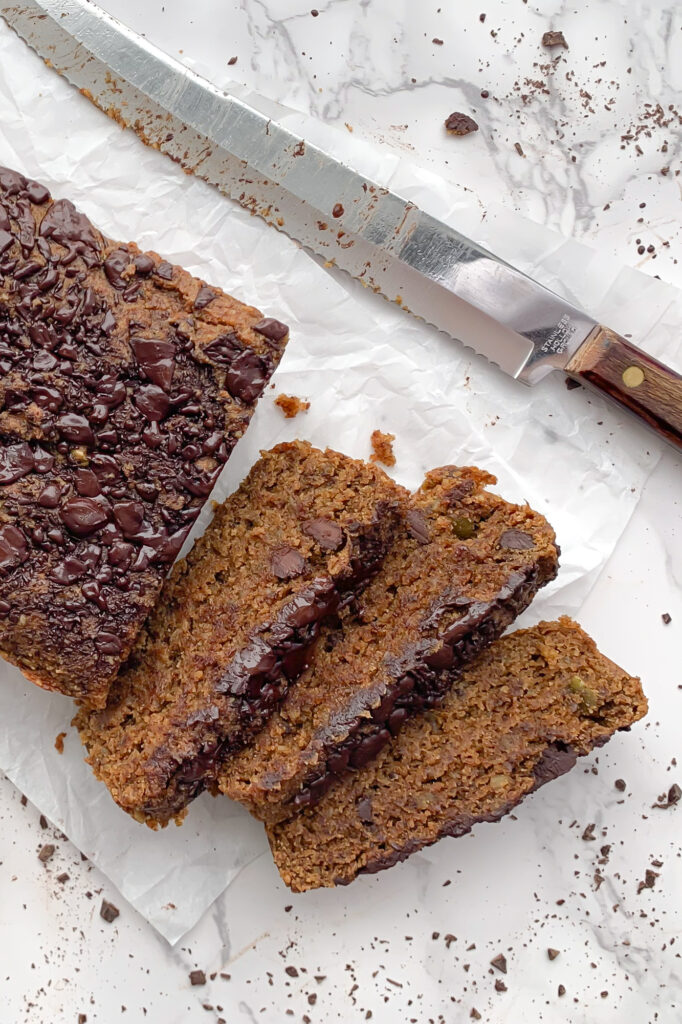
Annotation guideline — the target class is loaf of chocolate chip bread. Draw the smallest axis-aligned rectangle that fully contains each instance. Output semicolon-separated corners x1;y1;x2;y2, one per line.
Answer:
0;166;288;706
266;618;647;891
218;465;559;823
75;441;406;825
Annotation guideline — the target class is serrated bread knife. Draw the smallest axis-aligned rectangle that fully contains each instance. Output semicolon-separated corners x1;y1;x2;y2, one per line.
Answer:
2;0;680;450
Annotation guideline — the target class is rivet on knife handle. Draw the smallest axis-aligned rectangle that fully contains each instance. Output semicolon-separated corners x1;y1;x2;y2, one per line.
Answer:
565;326;682;450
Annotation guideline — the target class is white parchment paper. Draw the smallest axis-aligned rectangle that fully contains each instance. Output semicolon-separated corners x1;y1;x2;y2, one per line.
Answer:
0;25;680;943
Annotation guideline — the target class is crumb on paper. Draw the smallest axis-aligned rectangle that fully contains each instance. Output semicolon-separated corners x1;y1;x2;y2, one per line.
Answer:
514;142;525;157
445;112;479;136
227;56;238;66
54;731;66;754
661;612;672;624
190;970;207;986
370;430;396;467
275;394;310;418
542;30;568;49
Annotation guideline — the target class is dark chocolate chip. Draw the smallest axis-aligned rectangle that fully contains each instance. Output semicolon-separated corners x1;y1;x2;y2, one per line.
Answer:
95;633;123;656
301;517;345;551
349;729;390;769
271;546;307;580
131;338;176;392
112;501;145;536
103;248;132;290
498;529;534;550
0;228;14;254
55;413;96;446
0;524;28;572
38;482;62;509
133;253;155;275
490;954;507;974
203;332;242;366
60;497;109;537
134;384;170;421
39;198;100;253
406;508;430;544
74;469;101;497
0;443;34;484
252;317;289;342
356;797;374;823
50;557;88;585
189;970;206;986
154;260;173;280
194;285;218;310
226;350;269;403
532;743;577;786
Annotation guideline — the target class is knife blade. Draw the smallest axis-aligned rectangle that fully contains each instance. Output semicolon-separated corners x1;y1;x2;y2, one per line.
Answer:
2;0;681;449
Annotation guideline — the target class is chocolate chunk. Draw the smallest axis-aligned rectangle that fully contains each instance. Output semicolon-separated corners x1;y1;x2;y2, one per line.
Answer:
26;181;50;204
99;899;120;923
332;203;344;218
134;384;170;421
662;612;672;625
194;285;218;310
0;525;28;572
95;633;123;656
189;970;207;986
0;228;14;254
301;518;345;551
40;198;100;254
133;253;155;274
61;497;110;537
668;783;682;805
55;413;96;446
498;529;534;550
131;338;176;391
490;954;507;974
38;844;55;862
271;546;307;580
542;30;568;49
51;557;88;585
203;332;242;365
112;501;145;536
356;797;374;823
445;112;479;135
349;729;391;768
614;778;626;791
75;469;101;497
406;508;430;544
532;743;577;786
38;482;63;509
0;443;34;485
226;350;269;403
155;260;173;280
565;377;582;390
253;317;289;342
103;248;132;289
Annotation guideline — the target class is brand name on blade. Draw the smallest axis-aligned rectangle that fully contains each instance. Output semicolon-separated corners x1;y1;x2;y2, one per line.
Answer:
540;313;574;355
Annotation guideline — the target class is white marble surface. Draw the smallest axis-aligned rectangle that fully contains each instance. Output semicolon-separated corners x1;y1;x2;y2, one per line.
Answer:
1;1;681;1022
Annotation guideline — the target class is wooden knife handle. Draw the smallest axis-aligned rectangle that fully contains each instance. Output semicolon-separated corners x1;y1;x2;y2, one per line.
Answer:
565;325;682;450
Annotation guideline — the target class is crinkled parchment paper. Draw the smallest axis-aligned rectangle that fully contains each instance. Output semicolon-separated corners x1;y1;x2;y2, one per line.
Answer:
0;25;680;943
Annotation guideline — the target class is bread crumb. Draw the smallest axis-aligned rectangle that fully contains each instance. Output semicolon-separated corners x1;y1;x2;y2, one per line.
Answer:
275;394;310;418
370;430;396;467
54;731;66;754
